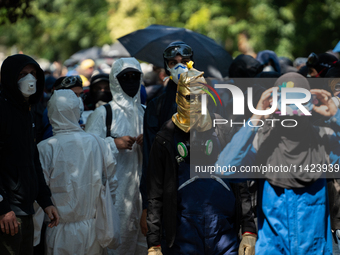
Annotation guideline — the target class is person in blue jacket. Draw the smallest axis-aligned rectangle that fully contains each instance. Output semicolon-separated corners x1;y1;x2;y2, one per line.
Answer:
216;72;340;254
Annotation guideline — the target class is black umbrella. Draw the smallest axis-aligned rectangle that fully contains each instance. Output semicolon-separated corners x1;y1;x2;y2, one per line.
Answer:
118;24;232;78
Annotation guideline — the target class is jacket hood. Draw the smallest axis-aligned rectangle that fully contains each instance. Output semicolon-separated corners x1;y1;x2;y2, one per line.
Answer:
109;57;142;107
256;50;281;74
229;54;263;78
0;54;44;105
47;89;82;135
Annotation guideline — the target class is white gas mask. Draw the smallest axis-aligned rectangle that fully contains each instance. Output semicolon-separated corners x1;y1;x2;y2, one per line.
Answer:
18;73;37;97
167;63;188;84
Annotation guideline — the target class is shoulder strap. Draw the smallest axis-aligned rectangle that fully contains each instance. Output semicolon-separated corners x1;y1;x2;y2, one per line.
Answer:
104;104;112;138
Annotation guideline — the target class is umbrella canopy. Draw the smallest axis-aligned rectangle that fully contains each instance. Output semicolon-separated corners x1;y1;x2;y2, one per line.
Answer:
118;24;232;78
100;42;130;58
70;46;102;62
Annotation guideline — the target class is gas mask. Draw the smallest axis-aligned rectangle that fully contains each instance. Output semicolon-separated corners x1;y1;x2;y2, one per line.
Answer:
177;129;214;160
18;73;37;97
172;68;212;133
167;63;188;84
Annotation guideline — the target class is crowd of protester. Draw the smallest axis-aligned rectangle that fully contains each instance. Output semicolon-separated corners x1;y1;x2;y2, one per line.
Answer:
1;41;340;255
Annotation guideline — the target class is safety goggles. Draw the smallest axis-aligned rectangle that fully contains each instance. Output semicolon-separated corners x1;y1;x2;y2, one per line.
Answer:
55;75;83;90
164;45;193;59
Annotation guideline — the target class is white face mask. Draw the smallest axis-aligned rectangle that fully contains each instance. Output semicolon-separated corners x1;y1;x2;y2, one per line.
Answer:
167;63;188;84
18;73;37;97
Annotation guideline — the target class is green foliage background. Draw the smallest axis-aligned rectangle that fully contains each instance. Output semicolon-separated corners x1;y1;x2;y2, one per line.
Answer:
0;0;339;62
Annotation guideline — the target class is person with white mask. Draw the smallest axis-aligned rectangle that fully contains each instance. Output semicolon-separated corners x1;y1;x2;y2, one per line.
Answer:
85;57;147;255
0;54;59;255
139;42;194;237
38;89;118;255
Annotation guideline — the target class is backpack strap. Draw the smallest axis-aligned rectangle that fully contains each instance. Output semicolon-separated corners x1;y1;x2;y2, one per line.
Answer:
104;104;112;138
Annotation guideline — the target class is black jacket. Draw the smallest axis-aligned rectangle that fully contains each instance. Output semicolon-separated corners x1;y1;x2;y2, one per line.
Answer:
140;79;178;209
146;119;256;248
0;54;53;216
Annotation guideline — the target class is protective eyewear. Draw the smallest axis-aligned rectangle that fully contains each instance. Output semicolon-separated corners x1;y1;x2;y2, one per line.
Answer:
307;52;318;67
164;45;193;59
55;75;83;90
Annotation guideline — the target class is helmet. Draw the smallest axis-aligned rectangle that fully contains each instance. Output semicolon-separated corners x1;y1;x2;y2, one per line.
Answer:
163;41;193;75
54;75;83;90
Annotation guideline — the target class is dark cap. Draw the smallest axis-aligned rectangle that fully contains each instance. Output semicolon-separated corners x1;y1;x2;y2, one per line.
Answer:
90;73;109;85
117;67;142;78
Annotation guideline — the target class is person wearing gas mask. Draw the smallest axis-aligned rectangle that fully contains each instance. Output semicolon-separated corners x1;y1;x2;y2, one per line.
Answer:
37;89;118;255
147;67;257;255
41;75;85;140
140;41;194;237
85;57;147;255
216;72;340;254
0;54;59;255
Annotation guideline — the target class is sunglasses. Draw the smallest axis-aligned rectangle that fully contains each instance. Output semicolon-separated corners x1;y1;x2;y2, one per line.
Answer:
55;75;82;90
164;45;193;59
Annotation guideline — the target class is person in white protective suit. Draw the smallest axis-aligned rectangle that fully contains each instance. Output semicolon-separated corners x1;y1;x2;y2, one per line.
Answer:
85;57;147;255
37;89;118;255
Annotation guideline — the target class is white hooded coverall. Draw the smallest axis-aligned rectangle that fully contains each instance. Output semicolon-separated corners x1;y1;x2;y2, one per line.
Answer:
38;90;117;255
85;58;147;255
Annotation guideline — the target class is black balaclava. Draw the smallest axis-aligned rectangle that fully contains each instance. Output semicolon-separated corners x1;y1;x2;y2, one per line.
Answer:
256;73;327;189
117;67;141;98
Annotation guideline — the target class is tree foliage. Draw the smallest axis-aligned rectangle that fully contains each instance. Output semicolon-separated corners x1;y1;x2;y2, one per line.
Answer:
1;0;339;62
0;0;34;24
0;0;111;61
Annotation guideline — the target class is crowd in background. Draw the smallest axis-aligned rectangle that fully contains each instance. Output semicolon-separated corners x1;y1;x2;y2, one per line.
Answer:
1;42;340;255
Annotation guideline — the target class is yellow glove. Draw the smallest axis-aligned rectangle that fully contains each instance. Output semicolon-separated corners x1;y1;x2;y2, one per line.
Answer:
238;233;257;255
148;246;163;255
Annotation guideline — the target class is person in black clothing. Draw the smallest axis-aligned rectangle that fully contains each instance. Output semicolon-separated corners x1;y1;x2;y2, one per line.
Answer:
83;73;112;111
0;54;59;255
139;41;194;235
146;68;256;255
